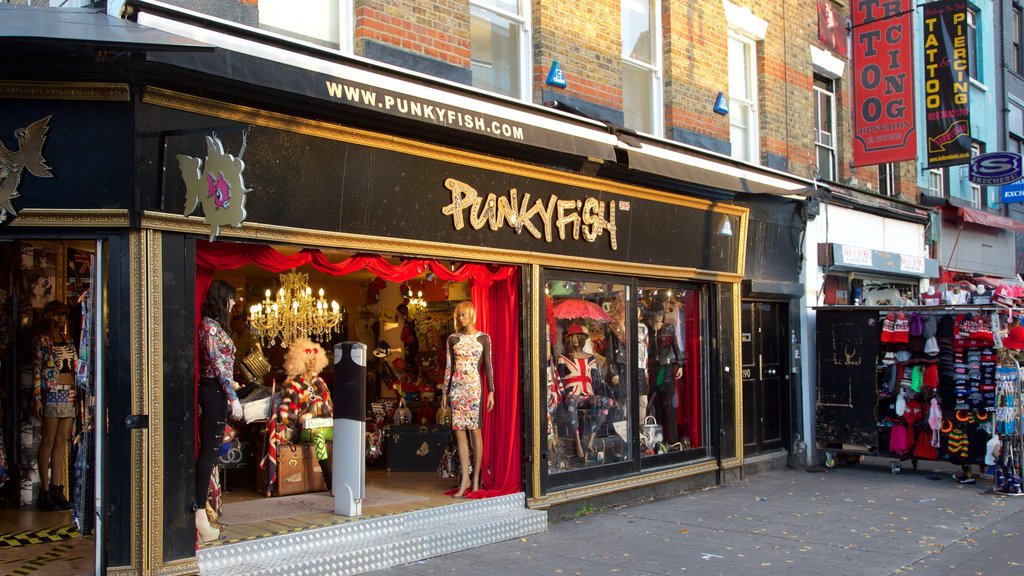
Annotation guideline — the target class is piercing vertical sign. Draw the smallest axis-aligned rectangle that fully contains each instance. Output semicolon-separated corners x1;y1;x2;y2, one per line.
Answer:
851;0;916;167
923;0;971;168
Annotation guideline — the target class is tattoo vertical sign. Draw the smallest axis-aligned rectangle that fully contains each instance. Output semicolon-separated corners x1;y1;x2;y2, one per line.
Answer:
923;0;971;168
851;0;915;167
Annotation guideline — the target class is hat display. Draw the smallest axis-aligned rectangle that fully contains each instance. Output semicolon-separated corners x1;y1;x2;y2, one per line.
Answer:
563;324;590;339
923;337;940;356
1003;325;1024;350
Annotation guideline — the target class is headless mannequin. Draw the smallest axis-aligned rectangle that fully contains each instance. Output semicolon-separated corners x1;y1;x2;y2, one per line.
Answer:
973;284;991;305
922;285;941;306
944;285;969;305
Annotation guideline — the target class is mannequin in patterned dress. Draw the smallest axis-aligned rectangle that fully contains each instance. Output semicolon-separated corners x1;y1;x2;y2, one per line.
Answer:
441;301;494;497
557;324;614;458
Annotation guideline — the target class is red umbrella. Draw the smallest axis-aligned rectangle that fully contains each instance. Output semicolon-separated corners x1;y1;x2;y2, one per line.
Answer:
552;298;613;323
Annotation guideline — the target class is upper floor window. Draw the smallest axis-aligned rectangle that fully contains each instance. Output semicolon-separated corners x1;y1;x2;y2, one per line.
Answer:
814;76;836;181
878;163;897;197
970;141;984;208
622;0;663;137
927;168;945;197
967;9;979;81
470;0;530;99
1014;5;1023;75
258;0;347;51
724;0;767;163
728;32;759;163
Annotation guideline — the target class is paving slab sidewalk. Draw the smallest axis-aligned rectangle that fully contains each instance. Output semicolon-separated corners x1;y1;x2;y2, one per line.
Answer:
374;458;1024;576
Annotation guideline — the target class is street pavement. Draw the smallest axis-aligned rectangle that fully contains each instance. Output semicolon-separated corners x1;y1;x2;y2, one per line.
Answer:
373;458;1024;575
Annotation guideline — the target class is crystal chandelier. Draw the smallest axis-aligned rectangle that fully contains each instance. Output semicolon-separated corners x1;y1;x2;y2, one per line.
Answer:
249;269;342;348
406;287;427;320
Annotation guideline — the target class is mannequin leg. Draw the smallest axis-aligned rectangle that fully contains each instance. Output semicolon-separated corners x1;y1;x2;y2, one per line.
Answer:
36;415;58;511
49;417;74;510
469;428;483;492
453;430;471;497
38;415;57;487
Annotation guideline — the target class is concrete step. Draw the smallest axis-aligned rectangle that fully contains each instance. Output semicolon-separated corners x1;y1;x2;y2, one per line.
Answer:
198;492;547;575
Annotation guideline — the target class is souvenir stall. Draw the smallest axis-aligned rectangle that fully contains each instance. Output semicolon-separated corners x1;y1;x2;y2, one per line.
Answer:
815;305;1020;475
992;328;1024;496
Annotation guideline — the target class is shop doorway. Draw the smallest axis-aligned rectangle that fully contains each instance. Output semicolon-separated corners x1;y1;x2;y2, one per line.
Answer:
0;239;103;575
193;242;522;547
741;301;789;455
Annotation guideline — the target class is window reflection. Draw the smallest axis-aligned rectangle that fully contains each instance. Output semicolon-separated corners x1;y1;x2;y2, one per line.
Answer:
545;280;631;473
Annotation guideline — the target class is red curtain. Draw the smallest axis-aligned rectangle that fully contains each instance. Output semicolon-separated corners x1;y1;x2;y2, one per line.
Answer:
682;291;702;448
194;241;521;496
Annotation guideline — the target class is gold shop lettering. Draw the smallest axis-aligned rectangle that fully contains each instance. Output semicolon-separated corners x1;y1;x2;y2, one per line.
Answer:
441;178;618;250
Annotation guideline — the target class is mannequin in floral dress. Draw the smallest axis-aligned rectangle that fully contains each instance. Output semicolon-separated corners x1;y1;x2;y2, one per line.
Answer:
441;301;494;497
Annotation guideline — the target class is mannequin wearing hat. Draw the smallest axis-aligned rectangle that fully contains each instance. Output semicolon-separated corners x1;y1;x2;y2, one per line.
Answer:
648;308;684;444
556;323;615;459
441;301;494;497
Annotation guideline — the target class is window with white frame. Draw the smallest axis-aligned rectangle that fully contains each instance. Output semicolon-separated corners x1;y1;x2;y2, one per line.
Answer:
879;163;897;197
470;0;530;100
967;9;979;81
1011;101;1024;155
970;141;984;208
814;76;836;181
927;168;945;197
728;32;758;163
258;0;348;51
622;0;662;137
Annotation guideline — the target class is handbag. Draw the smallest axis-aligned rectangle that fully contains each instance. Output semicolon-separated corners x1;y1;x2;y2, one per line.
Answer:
240;350;272;384
641;415;663;448
436;404;452;426
436;431;459;479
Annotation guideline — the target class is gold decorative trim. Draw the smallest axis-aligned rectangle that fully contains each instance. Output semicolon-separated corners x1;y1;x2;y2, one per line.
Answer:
128;231;149;573
530;264;541;499
141;88;748;226
139;212;744;284
528;459;720;509
154;558;200;576
106;567;141;576
0;81;130;101
732;285;744;463
144;231;166;573
720;456;742;470
6;209;130;228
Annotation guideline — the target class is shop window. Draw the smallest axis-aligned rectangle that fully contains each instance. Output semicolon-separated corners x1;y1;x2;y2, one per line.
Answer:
622;0;663;137
545;277;634;474
636;283;704;460
470;0;530;99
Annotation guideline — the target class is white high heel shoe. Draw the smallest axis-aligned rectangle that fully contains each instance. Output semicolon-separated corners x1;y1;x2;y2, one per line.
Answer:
195;508;221;543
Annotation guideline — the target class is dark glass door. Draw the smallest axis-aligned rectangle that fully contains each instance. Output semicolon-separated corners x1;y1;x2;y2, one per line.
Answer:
741;301;789;454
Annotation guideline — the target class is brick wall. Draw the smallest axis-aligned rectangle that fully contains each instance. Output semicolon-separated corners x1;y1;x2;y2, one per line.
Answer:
533;0;622;113
353;0;470;67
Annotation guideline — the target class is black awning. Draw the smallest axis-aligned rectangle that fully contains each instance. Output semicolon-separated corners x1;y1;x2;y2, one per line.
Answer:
620;141;816;197
0;5;212;52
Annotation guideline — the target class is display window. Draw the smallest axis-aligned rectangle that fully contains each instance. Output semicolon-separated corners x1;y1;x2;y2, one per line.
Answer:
191;241;522;546
0;239;103;574
542;272;708;487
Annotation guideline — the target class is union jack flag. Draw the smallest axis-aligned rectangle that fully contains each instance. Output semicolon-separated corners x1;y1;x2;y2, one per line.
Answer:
557;356;597;396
